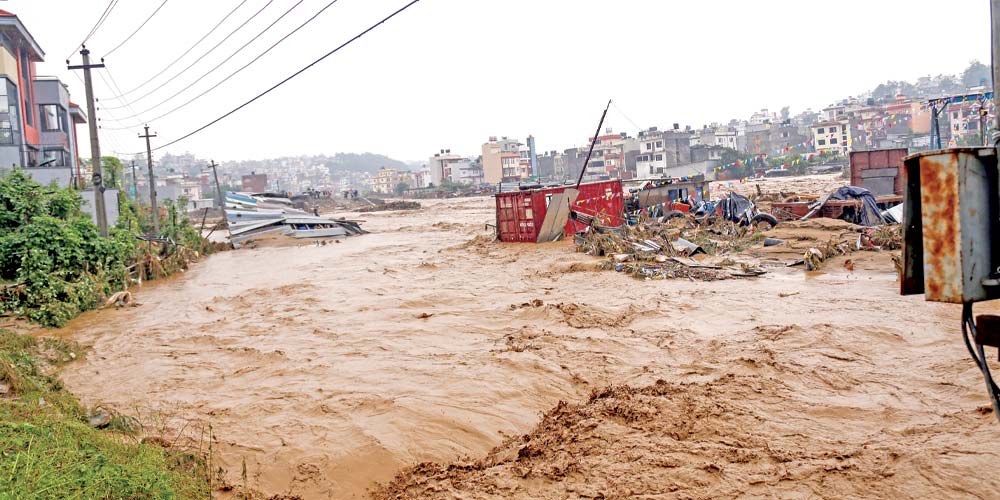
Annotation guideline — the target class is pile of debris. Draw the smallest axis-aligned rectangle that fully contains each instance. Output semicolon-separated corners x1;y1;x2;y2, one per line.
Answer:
226;192;365;248
574;217;767;281
357;200;422;213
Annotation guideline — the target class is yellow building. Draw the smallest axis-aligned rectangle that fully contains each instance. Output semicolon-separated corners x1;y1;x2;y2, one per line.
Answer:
811;120;851;155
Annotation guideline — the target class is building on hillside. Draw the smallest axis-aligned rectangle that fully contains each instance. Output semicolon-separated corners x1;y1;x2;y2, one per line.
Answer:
812;120;852;155
714;128;738;150
242;172;268;192
740;123;809;155
481;136;520;184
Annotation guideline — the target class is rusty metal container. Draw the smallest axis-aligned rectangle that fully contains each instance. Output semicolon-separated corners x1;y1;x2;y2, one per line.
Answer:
495;180;624;243
901;148;1000;303
850;148;908;196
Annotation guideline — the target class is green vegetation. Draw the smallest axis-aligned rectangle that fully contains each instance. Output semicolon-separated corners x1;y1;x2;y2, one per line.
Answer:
0;168;221;327
0;329;208;499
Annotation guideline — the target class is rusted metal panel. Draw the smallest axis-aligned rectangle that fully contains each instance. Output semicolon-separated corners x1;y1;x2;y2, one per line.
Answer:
902;148;1000;303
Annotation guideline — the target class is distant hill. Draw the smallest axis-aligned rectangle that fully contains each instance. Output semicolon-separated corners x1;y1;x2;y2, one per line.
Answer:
326;152;409;173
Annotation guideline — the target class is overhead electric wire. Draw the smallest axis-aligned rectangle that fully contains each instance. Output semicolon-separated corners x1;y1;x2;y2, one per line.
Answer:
107;0;250;99
104;0;171;57
106;0;338;127
106;0;311;122
101;0;277;111
66;0;120;60
136;0;422;154
97;69;145;130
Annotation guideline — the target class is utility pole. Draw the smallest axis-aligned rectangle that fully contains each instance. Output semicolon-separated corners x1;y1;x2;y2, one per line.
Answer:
67;46;108;236
139;125;159;234
130;160;138;201
992;0;1000;141
208;160;223;209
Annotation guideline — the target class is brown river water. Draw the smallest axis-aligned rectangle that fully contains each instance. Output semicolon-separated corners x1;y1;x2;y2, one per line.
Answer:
53;195;1000;499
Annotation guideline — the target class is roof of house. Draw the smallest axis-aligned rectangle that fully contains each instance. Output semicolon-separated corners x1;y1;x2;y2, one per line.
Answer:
69;102;87;124
0;10;45;61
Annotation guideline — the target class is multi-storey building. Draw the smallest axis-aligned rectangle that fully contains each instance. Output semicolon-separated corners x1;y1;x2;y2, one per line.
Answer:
634;127;692;179
0;10;86;187
242;172;268;192
812;120;852;155
428;149;466;185
481;136;520;184
372;167;399;194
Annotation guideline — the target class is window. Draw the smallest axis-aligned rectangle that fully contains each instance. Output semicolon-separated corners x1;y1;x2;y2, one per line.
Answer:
20;50;31;127
0;120;11;145
818;139;826;145
646;143;652;150
817;127;824;134
841;125;847;132
655;154;663;161
41;149;65;167
655;141;663;148
830;138;838;144
40;105;60;131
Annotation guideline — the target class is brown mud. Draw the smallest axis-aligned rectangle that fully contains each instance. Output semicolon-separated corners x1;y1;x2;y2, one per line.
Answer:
51;196;1000;499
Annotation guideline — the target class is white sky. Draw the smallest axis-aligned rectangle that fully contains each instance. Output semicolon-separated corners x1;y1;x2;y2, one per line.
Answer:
7;0;993;163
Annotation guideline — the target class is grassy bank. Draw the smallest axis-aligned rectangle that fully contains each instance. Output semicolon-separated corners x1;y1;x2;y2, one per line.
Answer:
0;329;209;499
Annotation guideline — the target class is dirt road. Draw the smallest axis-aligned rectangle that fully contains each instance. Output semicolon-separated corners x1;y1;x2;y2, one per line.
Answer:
54;196;1000;499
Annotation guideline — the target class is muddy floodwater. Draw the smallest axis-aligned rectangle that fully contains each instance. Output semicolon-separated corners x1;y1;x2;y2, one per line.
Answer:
55;195;1000;499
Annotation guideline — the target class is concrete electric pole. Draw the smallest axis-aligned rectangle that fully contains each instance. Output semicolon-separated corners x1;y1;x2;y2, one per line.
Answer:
130;160;138;201
139;125;159;234
67;46;108;237
208;159;223;209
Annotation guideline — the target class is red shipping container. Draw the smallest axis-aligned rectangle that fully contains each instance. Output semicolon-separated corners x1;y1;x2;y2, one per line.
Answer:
495;180;625;243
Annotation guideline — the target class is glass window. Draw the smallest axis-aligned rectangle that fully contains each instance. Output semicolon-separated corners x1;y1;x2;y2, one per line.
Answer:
830;138;838;144
655;154;664;161
656;141;663;148
40;105;60;131
818;139;826;145
0;121;11;145
817;127;824;134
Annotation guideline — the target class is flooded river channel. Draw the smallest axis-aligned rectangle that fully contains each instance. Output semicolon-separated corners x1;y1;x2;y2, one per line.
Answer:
55;197;1000;499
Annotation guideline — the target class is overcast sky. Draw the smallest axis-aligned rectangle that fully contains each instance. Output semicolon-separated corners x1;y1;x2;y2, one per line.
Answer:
7;0;993;163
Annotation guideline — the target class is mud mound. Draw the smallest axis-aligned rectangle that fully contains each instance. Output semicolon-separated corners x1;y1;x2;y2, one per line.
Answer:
513;301;641;329
449;234;497;253
372;373;994;500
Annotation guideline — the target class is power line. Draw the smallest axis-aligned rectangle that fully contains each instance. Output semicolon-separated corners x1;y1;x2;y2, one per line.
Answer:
97;69;145;129
66;0;120;60
139;0;422;154
101;0;277;111
106;0;250;100
104;0;171;57
611;101;642;132
106;0;338;126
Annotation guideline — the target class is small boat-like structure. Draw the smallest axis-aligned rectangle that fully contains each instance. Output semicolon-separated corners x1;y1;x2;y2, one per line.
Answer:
225;192;365;248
